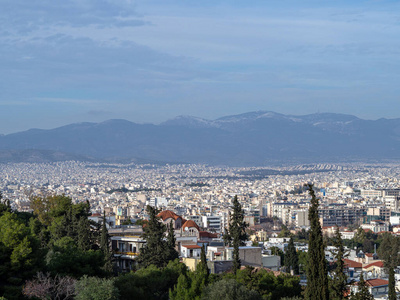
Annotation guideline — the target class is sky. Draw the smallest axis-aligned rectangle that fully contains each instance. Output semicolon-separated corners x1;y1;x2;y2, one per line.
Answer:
1;0;400;134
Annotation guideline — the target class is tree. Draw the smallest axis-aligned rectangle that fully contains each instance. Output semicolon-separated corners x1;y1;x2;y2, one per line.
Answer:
304;184;329;300
278;225;291;238
284;237;299;275
77;217;91;251
377;232;400;300
0;192;11;216
234;266;302;300
167;222;179;262
116;259;187;300
100;212;113;275
351;272;373;300
201;278;260;300
224;196;248;273
389;266;396;300
137;205;169;268
378;232;400;269
198;245;209;281
23;272;76;300
331;226;347;300
75;275;119;300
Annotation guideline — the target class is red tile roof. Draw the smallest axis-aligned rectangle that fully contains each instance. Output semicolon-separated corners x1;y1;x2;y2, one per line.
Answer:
157;210;181;221
199;231;218;238
363;261;384;269
183;245;201;249
366;279;388;287
182;220;200;231
344;259;362;268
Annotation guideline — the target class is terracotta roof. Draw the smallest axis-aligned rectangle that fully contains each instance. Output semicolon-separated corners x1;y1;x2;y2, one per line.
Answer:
199;231;218;238
183;245;201;249
157;210;181;221
182;220;200;231
365;279;388;287
364;261;384;269
344;259;362;268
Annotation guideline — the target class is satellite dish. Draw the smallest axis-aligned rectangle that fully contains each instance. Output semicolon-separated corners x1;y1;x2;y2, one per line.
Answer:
185;227;189;231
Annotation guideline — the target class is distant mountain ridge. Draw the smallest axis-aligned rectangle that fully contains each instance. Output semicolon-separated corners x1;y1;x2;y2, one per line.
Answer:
1;111;400;165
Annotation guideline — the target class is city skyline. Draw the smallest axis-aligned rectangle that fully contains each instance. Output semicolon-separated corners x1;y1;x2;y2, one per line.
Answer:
1;0;400;134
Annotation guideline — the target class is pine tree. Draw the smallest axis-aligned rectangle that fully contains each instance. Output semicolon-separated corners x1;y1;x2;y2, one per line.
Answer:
389;266;396;300
304;184;329;300
331;226;348;300
351;272;373;300
285;237;299;275
137;205;169;268
225;196;248;273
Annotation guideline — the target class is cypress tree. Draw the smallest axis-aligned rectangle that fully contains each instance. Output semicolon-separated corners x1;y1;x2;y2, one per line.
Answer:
167;221;179;261
305;184;329;300
198;244;209;282
285;237;299;275
331;226;347;300
100;211;109;254
226;196;248;273
389;266;396;300
100;211;113;274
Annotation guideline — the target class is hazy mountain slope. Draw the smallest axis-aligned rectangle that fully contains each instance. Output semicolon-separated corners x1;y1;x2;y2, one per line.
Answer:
1;112;400;165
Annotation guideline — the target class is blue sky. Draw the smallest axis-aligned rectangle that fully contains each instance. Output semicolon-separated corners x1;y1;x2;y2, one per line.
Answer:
1;0;400;134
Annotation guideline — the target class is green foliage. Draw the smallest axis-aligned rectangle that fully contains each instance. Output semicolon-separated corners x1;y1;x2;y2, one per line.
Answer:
0;211;42;298
224;196;248;273
278;225;291;238
170;267;209;300
293;228;309;242
75;276;119;300
198;245;209;281
137;206;176;268
0;192;11;216
167;222;179;262
377;232;400;269
45;236;105;278
330;226;347;300
304;184;329;300
234;267;302;300
0;211;40;284
100;212;113;275
388;266;396;300
297;250;308;274
284;237;299;275
115;259;186;300
202;278;261;300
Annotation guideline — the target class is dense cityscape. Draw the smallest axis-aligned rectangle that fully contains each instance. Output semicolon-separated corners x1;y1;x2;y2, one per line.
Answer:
2;161;400;299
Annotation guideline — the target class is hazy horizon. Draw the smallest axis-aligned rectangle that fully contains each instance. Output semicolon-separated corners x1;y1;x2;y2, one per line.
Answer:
1;109;399;135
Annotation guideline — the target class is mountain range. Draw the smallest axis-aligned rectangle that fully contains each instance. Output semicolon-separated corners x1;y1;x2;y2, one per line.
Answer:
1;111;400;165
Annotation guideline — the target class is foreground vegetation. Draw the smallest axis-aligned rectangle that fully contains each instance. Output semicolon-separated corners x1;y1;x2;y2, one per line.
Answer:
2;186;395;300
